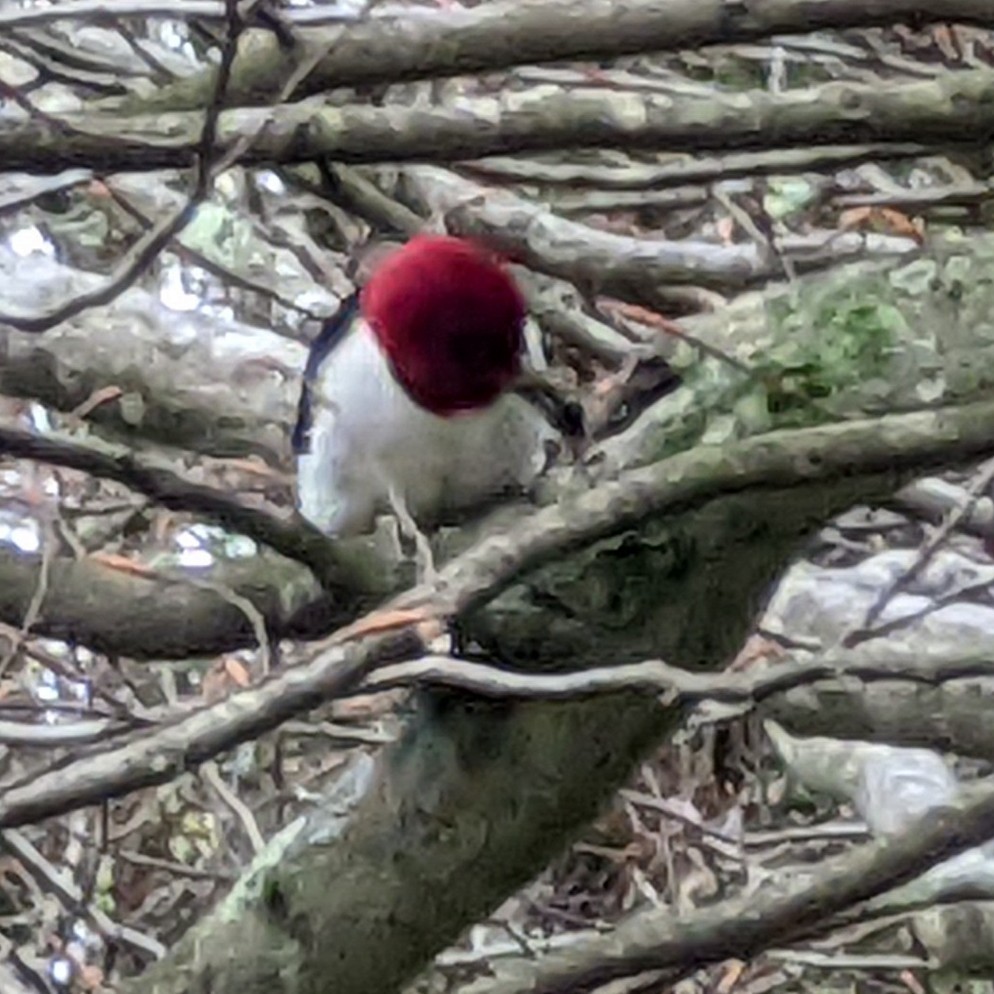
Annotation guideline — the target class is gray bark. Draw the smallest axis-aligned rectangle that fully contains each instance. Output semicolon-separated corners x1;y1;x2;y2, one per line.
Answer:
103;0;994;114
5;70;994;174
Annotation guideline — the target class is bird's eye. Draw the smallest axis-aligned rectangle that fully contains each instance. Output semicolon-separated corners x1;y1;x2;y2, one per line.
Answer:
451;334;513;373
449;333;480;366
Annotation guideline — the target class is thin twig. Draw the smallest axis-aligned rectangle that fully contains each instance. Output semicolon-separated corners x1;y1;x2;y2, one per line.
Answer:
361;651;994;704
0;828;166;959
842;454;994;647
0;516;56;678
202;760;266;854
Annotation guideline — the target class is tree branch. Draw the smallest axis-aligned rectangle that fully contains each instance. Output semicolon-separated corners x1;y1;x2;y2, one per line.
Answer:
0;242;304;465
0;5;248;334
0;623;421;830
0;544;326;659
0;422;348;587
364;651;994;703
396;165;914;299
463;143;928;191
401;397;994;624
115;0;994;113
5;70;994;174
460;778;994;994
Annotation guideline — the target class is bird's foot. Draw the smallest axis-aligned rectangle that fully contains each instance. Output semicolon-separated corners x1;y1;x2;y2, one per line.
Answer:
387;482;437;587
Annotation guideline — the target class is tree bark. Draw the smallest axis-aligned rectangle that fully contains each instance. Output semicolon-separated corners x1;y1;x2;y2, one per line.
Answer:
6;70;994;174
107;0;994;114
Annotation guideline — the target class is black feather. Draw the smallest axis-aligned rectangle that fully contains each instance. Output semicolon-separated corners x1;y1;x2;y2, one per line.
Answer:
291;292;361;455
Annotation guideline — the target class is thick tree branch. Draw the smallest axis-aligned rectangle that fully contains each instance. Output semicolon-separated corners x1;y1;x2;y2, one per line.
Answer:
114;480;928;994
402;397;994;623
757;653;994;764
396;166;915;299
0;544;326;659
5;70;994;174
115;0;994;113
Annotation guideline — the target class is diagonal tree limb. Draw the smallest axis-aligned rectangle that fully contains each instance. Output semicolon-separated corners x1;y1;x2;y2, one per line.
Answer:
456;778;994;994
121;411;994;994
0;624;421;830
401;398;994;623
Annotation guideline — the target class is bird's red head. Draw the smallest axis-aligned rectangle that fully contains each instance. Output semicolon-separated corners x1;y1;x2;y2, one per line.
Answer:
360;234;526;416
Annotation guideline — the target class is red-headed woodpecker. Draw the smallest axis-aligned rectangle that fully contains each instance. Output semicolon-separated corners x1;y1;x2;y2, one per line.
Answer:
293;235;572;538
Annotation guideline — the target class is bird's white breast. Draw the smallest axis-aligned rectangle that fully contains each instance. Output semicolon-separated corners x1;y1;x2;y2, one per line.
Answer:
295;321;552;537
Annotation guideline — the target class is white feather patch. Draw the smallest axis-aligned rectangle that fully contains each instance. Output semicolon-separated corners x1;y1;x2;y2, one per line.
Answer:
296;321;553;536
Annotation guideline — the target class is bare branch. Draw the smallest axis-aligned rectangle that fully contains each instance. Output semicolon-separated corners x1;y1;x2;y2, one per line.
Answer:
3;71;993;175
463;144;928;190
0;422;347;586
0;714;124;746
0;0;359;30
399;398;994;624
122;0;994;111
0;624;420;829
397;166;914;299
364;651;994;703
844;455;994;646
0;241;305;465
467;779;994;994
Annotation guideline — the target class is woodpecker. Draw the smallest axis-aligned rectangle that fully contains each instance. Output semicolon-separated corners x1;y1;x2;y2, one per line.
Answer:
293;235;571;539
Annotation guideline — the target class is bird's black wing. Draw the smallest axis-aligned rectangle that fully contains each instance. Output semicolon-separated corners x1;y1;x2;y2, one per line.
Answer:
291;291;361;455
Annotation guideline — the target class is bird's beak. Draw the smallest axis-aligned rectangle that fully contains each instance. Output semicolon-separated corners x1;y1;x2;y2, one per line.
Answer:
511;368;587;446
